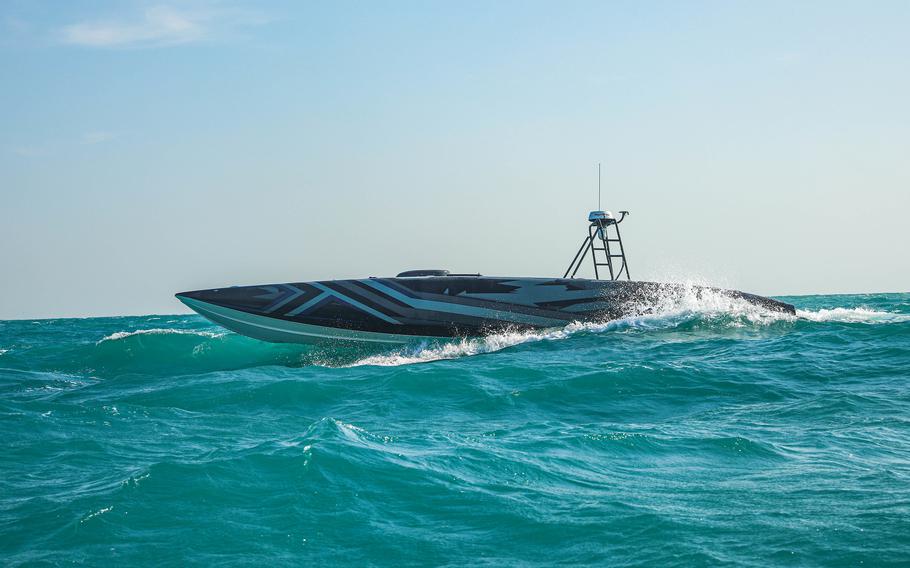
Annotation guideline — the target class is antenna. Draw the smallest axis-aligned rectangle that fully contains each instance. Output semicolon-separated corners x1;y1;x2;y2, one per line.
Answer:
597;162;602;210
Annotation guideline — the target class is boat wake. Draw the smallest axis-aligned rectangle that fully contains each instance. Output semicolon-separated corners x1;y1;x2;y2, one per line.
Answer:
794;307;910;324
338;288;908;367
15;289;900;375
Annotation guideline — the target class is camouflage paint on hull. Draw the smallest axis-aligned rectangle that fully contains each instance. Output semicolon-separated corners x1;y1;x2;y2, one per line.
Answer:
176;277;795;345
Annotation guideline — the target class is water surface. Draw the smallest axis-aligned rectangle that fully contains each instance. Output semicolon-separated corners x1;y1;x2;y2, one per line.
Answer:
1;292;909;565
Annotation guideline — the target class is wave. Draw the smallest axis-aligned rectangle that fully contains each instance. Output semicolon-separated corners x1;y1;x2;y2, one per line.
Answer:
796;307;910;324
97;328;225;344
9;290;904;375
342;288;909;367
342;298;772;368
80;505;114;524
339;325;592;367
339;317;723;368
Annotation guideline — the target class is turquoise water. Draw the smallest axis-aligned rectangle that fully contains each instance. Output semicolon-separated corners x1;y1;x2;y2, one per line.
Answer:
2;292;909;566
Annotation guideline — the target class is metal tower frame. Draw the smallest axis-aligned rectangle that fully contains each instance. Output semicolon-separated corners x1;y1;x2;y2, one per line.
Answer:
563;211;630;280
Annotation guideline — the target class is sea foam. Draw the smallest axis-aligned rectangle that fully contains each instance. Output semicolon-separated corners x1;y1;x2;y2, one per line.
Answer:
796;307;910;324
97;328;225;344
343;285;907;367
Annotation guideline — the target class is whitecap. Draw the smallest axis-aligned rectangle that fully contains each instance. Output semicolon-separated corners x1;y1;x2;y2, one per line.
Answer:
338;283;804;367
796;307;910;324
96;328;225;344
80;506;113;523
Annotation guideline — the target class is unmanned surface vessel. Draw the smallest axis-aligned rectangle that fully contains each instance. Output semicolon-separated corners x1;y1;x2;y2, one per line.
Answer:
176;209;795;345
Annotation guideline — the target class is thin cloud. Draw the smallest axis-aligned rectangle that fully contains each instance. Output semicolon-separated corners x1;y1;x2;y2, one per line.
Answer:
81;131;117;145
3;15;30;34
772;51;803;65
1;14;33;47
10;145;48;158
59;4;263;48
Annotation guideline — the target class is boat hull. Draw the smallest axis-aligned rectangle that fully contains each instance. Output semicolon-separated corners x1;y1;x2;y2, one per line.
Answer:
176;277;795;346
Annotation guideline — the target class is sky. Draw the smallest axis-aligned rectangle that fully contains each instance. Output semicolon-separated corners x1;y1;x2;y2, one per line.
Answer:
1;0;908;319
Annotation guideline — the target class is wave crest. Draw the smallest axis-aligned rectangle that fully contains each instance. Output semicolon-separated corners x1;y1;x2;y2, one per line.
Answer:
97;328;225;344
796;307;910;324
341;286;908;367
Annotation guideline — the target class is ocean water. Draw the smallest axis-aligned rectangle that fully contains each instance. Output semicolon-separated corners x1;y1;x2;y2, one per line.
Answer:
1;290;909;566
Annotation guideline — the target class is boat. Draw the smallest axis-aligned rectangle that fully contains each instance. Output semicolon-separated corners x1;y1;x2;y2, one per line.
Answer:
176;209;795;345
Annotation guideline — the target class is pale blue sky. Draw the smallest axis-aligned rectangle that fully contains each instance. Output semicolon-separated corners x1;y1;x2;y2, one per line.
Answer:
1;1;908;319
